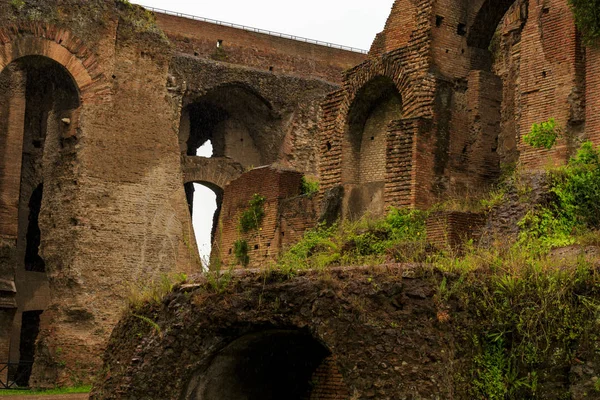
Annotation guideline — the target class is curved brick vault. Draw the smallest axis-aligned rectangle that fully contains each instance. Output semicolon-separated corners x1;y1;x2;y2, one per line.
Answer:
91;266;455;400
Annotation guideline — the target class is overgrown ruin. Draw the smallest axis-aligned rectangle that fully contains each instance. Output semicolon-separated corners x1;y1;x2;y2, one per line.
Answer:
1;0;600;397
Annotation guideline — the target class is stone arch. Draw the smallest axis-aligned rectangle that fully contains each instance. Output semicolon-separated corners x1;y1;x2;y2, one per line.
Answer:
183;329;344;400
182;155;244;258
0;50;82;386
181;83;280;169
182;156;245;190
467;0;519;50
0;24;106;101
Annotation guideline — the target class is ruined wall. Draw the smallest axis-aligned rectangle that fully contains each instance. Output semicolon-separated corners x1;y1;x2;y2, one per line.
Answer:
91;264;600;399
91;266;456;400
214;167;317;269
0;0;196;387
154;12;366;84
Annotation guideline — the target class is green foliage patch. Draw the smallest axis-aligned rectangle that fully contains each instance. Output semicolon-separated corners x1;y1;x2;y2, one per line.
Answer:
276;208;428;274
233;239;250;267
523;118;561;150
301;176;320;196
518;141;600;252
239;194;266;233
442;254;600;399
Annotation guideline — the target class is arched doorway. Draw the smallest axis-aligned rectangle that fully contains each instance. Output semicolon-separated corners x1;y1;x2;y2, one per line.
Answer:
343;76;402;218
184;330;348;400
180;85;277;266
0;54;80;386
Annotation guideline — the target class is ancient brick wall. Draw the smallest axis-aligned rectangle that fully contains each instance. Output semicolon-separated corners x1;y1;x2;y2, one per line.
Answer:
154;12;366;84
0;1;198;387
279;195;319;251
426;211;487;249
215;167;308;269
309;356;350;400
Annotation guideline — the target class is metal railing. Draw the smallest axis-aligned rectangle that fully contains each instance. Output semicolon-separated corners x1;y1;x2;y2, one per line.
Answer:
135;4;368;54
0;361;34;389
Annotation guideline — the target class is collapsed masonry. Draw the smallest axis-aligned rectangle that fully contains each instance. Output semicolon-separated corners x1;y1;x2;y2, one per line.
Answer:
0;0;598;390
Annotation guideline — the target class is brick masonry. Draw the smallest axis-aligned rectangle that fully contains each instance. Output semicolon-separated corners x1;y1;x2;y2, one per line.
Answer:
214;167;317;269
426;211;487;249
0;0;600;390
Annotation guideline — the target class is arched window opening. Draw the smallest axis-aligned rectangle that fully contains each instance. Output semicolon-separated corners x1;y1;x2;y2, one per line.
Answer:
24;184;44;272
345;76;402;185
184;85;277;169
184;330;347;400
185;142;221;266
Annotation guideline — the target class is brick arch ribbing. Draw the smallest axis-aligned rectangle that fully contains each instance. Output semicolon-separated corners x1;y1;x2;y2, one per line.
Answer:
319;49;435;192
0;23;107;101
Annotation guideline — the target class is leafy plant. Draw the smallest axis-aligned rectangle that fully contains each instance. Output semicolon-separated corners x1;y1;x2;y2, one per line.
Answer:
233;239;250;267
301;176;320;196
516;141;600;252
523;118;562;149
239;194;266;233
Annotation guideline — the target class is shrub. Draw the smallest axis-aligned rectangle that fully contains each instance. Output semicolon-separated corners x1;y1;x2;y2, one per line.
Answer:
523;118;561;149
517;141;600;251
239;194;266;233
301;176;320;196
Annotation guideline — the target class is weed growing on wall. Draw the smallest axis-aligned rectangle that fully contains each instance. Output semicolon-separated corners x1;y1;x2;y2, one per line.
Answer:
239;194;266;233
301;176;320;196
523;118;562;150
126;272;187;311
233;239;250;267
518;141;600;251
569;0;600;45
277;208;428;274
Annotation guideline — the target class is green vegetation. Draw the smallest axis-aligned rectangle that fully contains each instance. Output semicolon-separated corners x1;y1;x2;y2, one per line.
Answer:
233;239;250;267
0;386;91;395
126;272;187;310
239;194;266;233
569;0;600;45
277;208;427;274
523;118;562;150
301;176;320;196
518;141;600;252
436;244;600;399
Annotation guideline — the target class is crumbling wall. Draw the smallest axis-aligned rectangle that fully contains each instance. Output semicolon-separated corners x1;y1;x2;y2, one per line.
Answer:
90;264;600;399
0;0;197;387
214;167;315;269
90;266;456;399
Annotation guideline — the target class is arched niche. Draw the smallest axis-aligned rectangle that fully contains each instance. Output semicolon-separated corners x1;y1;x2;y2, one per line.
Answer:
181;84;279;169
184;329;347;400
344;76;403;186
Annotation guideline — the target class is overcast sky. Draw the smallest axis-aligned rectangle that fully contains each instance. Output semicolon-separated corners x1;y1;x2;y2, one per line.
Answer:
132;0;396;261
133;0;395;50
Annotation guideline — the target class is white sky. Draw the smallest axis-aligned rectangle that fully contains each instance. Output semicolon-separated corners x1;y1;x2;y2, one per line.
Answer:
133;0;395;50
137;0;396;260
